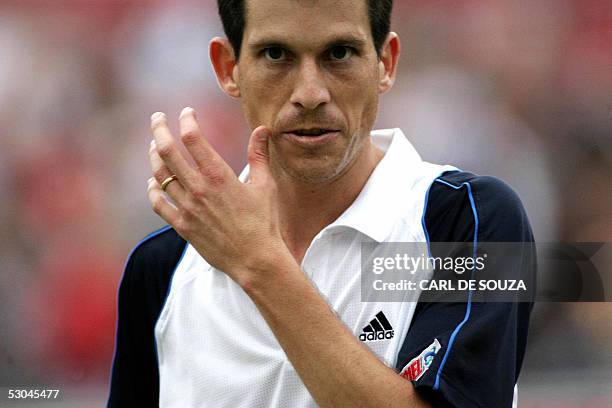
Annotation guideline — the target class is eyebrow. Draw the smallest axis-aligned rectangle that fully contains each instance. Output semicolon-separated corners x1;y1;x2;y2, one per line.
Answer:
247;35;369;51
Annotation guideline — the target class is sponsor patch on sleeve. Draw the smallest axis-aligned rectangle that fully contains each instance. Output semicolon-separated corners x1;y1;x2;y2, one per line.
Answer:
399;339;441;382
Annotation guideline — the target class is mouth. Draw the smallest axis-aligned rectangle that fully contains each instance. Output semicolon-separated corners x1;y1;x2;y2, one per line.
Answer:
281;128;341;146
287;128;338;137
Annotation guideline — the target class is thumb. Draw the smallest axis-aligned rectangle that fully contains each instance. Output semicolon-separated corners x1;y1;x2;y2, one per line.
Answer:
246;125;272;183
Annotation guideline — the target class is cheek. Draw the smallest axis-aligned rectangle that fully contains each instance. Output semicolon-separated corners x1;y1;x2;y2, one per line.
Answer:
360;91;380;128
334;73;379;130
239;68;288;127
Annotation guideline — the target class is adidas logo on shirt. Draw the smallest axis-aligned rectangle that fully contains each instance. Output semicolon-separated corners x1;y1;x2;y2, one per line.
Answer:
359;311;394;342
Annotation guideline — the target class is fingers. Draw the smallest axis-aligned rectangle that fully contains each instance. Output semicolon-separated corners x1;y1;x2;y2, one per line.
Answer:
149;140;187;202
178;107;226;174
178;107;233;184
246;126;272;183
152;109;234;190
147;177;180;225
150;112;201;191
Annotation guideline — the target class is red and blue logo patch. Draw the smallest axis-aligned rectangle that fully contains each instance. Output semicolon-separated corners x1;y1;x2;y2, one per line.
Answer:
399;339;441;381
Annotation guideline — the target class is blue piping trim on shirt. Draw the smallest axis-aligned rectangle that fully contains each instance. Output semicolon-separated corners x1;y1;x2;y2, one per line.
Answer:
421;183;435;259
421;177;479;391
106;224;173;407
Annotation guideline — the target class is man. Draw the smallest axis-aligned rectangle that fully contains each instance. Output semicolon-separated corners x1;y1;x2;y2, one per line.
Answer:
108;0;534;407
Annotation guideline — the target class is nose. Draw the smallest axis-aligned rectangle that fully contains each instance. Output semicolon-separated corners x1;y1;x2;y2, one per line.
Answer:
289;59;331;110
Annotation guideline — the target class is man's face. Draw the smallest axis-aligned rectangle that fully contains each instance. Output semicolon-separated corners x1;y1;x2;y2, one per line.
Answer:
235;0;383;183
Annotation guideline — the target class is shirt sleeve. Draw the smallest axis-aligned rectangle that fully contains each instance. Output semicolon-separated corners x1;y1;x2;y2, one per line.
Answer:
395;171;536;408
107;227;186;408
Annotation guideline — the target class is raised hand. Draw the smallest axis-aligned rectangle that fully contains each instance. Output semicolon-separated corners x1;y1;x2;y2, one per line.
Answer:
147;107;293;286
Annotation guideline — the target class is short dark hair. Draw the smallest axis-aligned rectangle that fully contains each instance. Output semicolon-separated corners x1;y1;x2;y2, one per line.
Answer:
217;0;393;60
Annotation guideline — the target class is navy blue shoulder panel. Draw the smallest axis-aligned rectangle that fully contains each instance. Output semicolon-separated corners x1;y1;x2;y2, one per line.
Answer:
436;171;533;243
397;171;535;408
108;226;187;408
424;170;532;243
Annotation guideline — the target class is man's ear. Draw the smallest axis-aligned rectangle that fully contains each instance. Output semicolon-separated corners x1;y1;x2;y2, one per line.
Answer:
210;37;241;98
378;32;400;94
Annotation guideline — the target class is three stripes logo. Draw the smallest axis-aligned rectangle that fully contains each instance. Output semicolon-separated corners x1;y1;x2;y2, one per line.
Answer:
359;311;394;342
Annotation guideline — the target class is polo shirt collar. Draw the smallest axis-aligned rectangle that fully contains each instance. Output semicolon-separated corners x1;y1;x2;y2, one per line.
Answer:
326;128;423;242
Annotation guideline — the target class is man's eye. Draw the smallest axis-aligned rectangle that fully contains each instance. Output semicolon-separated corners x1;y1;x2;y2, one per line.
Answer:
329;46;352;61
264;47;286;61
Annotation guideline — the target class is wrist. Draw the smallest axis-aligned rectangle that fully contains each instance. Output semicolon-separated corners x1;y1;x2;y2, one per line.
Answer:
233;244;299;294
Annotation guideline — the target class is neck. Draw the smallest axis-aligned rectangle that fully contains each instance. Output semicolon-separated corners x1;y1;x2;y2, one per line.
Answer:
273;139;384;264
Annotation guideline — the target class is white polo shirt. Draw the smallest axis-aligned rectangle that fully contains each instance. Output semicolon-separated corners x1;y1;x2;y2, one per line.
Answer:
154;128;456;407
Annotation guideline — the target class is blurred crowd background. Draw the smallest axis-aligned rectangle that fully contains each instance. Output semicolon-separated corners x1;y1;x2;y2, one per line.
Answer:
0;0;610;406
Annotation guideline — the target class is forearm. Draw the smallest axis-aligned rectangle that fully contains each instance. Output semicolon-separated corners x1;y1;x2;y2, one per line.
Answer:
240;255;432;408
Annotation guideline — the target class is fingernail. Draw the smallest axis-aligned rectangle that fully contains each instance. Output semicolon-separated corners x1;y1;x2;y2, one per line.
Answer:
151;111;165;121
180;107;195;118
259;126;271;137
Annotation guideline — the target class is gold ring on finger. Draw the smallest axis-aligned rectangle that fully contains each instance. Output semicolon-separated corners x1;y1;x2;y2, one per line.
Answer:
161;175;178;192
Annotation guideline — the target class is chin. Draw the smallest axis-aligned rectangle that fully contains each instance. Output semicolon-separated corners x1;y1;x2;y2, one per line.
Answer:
269;134;361;184
278;158;346;184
